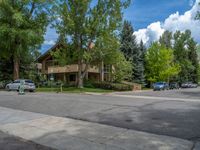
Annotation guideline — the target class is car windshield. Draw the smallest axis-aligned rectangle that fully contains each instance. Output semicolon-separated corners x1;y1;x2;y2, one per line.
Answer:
155;82;164;85
25;80;34;83
13;80;20;83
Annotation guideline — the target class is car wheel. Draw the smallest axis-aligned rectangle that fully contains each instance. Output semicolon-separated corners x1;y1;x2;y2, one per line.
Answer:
17;86;20;92
6;86;10;91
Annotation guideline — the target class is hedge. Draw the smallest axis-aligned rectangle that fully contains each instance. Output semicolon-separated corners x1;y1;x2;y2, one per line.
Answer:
91;82;132;91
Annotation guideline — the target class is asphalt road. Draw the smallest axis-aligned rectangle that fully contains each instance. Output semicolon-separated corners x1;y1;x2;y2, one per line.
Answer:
0;88;200;143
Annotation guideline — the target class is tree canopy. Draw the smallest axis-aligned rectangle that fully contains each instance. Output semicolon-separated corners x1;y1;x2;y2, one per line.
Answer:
120;20;145;84
145;42;180;83
173;30;199;83
0;0;52;80
52;0;131;88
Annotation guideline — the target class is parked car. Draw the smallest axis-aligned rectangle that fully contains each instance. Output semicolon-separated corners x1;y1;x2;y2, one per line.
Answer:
181;82;189;88
153;82;169;91
5;79;36;92
190;83;198;88
169;82;180;89
181;82;198;88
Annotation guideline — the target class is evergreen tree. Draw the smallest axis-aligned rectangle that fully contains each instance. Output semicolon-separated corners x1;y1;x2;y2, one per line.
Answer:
138;40;146;84
120;20;145;84
159;30;172;49
120;20;137;60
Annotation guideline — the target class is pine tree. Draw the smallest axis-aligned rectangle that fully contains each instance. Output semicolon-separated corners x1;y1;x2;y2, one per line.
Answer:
159;30;172;49
120;20;137;60
138;40;146;84
120;21;145;84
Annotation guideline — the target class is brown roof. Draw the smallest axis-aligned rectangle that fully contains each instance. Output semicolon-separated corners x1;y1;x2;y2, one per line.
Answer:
37;42;65;62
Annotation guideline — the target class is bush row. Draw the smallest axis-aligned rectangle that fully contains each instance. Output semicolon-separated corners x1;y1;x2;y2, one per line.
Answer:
90;82;132;91
37;81;132;91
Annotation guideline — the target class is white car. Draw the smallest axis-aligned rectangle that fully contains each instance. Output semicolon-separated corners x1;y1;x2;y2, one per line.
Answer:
5;79;36;92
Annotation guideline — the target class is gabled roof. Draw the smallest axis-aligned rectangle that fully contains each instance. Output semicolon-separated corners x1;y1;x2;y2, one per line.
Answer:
37;42;66;62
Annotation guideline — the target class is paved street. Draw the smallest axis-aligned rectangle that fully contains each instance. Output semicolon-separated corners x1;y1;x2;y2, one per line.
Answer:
0;131;55;150
0;88;200;149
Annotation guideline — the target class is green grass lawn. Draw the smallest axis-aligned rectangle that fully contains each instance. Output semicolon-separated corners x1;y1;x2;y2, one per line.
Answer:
36;87;113;93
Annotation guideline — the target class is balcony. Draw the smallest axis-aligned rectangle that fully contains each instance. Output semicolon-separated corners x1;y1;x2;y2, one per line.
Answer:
47;64;100;74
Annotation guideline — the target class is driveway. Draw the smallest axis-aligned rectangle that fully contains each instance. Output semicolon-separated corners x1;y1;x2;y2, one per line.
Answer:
0;88;200;149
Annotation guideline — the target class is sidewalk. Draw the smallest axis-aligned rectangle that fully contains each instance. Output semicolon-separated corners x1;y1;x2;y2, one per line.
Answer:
0;106;196;150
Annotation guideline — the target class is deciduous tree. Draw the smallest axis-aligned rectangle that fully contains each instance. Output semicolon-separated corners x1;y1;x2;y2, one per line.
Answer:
173;30;199;83
52;0;131;88
0;0;52;80
145;42;180;83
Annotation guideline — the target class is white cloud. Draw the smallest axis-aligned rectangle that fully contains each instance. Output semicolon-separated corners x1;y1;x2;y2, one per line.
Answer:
134;22;164;45
189;0;195;7
134;0;200;46
44;40;56;45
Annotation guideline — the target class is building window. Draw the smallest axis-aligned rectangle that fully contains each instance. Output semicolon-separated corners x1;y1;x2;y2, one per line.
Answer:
104;65;111;73
69;74;76;82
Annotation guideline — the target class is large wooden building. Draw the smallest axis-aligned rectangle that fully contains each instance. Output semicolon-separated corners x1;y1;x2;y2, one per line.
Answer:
37;43;111;85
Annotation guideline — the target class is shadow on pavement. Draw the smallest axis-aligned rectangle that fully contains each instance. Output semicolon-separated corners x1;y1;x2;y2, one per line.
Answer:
0;131;55;150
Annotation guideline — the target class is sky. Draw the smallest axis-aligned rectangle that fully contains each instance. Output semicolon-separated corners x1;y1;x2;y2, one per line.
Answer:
41;0;200;53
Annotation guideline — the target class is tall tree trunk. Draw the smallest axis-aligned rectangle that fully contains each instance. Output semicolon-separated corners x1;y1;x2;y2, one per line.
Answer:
77;60;83;88
100;61;104;82
77;60;89;88
13;56;19;80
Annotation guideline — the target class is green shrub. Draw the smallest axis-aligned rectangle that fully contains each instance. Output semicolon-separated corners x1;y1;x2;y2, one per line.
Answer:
84;81;95;88
92;82;132;91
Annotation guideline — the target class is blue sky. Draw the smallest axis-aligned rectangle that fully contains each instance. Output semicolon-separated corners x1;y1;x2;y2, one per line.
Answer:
41;0;198;53
124;0;193;30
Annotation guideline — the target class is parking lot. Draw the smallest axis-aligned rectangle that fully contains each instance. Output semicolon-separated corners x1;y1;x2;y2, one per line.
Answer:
0;88;200;149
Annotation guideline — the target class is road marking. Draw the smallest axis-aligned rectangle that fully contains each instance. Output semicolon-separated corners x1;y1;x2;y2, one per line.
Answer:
112;94;200;102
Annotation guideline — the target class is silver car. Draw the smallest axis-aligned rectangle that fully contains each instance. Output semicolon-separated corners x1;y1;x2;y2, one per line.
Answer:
5;79;36;92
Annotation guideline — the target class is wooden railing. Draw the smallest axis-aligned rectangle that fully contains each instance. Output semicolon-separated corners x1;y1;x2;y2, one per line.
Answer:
47;64;99;74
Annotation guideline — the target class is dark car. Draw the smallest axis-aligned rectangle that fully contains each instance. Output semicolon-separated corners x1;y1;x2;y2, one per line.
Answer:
153;82;169;91
169;82;180;89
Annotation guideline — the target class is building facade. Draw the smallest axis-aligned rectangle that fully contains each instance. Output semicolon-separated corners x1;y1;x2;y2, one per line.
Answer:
37;43;111;85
